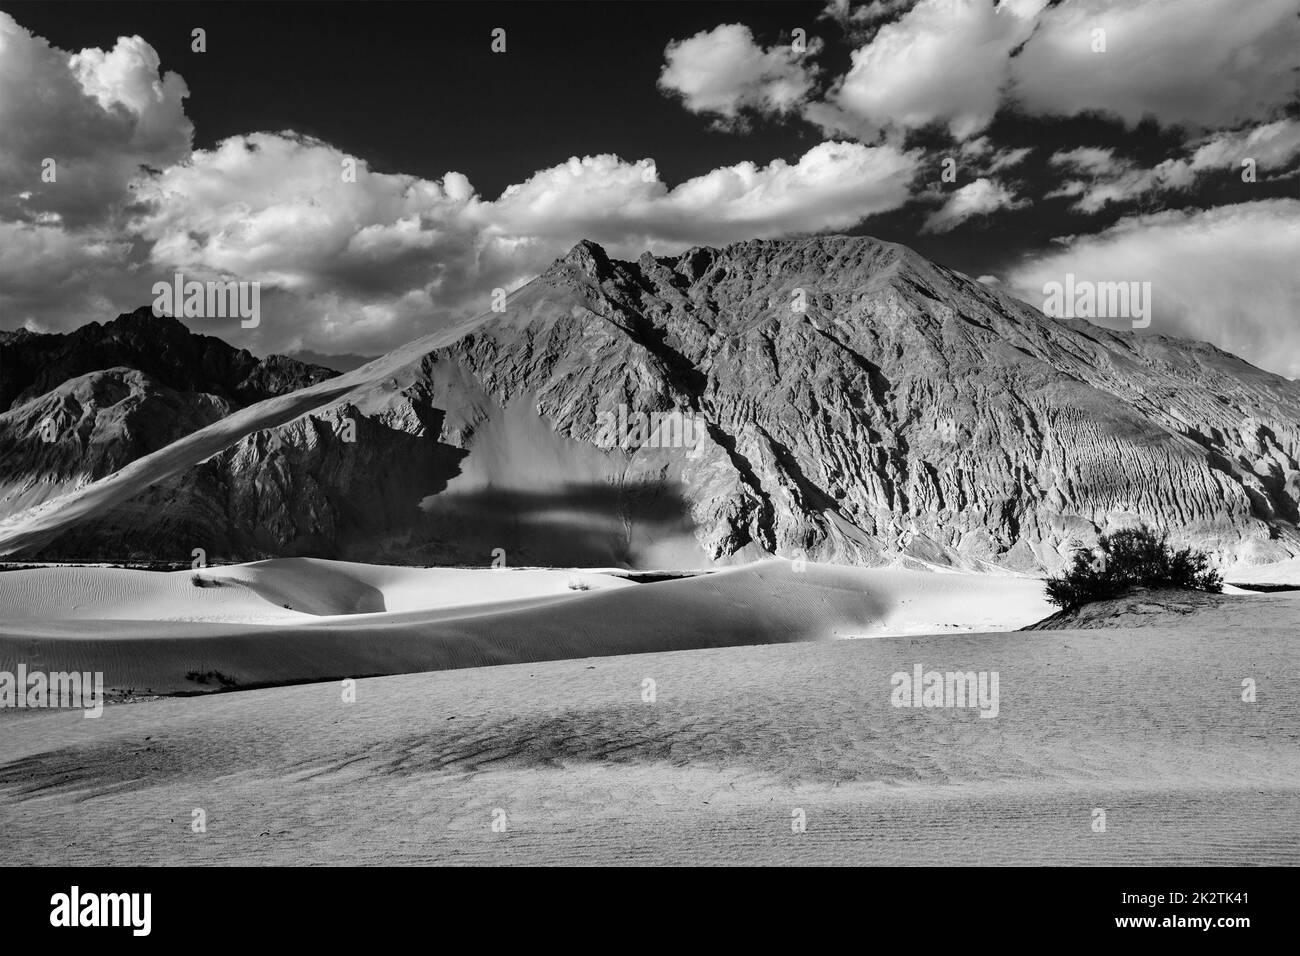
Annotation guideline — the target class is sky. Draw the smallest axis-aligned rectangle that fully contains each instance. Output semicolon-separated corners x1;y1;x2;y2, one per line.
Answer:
0;0;1297;374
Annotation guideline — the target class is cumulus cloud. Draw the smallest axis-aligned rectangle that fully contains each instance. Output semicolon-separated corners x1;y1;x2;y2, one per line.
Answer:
809;0;1046;140
1011;0;1300;130
922;177;1026;232
132;133;488;299
491;141;921;251
792;0;1300;145
0;220;137;326
658;24;820;124
6;115;919;355
1007;200;1300;377
0;11;927;358
9;5;1295;374
159;135;915;308
0;11;191;228
125;133;918;351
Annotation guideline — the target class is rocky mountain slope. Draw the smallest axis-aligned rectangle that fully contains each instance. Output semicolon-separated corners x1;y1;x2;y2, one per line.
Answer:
0;309;336;520
2;236;1298;573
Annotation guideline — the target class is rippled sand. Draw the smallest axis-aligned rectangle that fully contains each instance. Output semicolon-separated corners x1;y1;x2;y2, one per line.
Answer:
2;623;1295;865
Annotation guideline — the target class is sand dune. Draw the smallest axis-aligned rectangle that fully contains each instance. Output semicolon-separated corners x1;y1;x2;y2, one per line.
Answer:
1;620;1294;865
0;558;632;623
1228;556;1300;587
0;559;1054;695
1027;586;1300;629
2;560;1293;865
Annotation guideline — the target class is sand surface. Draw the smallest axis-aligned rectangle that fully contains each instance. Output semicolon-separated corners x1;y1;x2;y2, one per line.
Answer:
0;559;1055;695
0;559;635;623
4;559;1292;865
1228;555;1300;587
1;623;1294;865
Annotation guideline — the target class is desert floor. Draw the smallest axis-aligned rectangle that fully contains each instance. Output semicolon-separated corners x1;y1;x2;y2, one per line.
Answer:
1;567;1296;864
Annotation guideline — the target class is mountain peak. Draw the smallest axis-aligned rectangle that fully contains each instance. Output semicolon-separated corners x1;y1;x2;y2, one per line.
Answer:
560;238;614;278
65;305;209;348
541;234;924;298
102;305;193;337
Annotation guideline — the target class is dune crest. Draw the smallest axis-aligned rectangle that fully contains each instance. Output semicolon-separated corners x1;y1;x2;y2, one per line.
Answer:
0;559;1053;696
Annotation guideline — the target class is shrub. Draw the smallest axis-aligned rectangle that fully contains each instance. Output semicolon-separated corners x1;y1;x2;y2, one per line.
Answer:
1045;526;1222;610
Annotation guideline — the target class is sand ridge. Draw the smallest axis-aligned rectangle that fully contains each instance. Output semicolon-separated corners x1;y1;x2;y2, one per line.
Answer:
0;559;1055;695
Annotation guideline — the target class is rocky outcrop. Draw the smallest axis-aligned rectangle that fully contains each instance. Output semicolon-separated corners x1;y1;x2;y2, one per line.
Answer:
4;237;1300;572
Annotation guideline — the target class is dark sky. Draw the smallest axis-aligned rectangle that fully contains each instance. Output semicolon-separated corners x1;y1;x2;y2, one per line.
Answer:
6;1;1295;277
7;2;825;198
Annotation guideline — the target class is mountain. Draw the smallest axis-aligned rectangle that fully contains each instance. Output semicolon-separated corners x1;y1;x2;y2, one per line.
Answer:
0;308;337;522
2;236;1298;572
0;306;336;411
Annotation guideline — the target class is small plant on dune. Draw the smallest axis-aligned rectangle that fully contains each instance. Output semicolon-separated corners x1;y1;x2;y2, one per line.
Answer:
185;669;238;688
567;579;591;591
1045;525;1222;611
